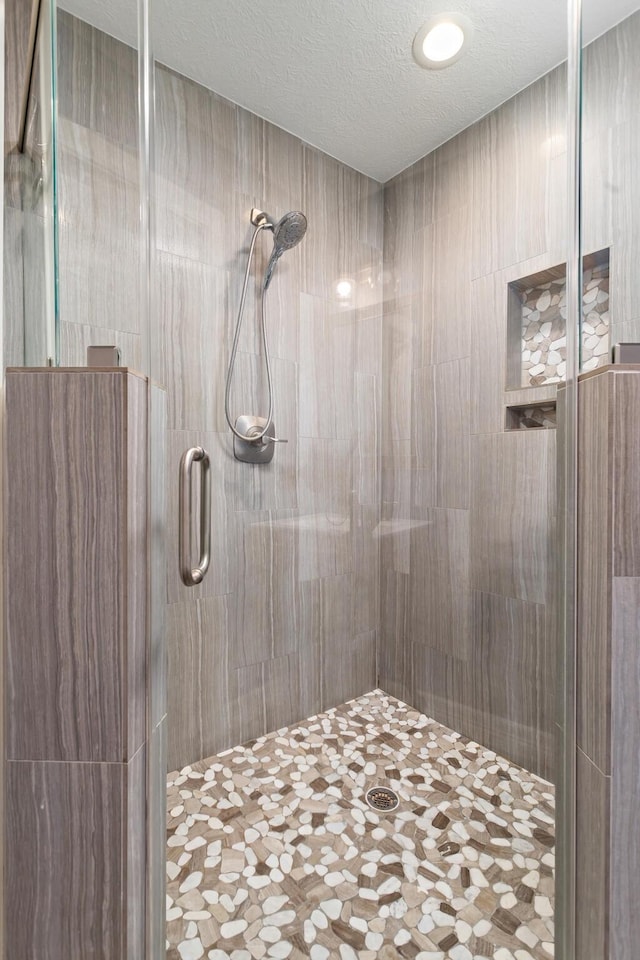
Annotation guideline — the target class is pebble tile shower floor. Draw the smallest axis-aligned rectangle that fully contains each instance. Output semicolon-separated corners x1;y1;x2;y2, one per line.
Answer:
166;691;555;960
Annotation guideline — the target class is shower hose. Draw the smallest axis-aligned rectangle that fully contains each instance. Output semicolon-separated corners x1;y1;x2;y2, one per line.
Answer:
224;222;275;444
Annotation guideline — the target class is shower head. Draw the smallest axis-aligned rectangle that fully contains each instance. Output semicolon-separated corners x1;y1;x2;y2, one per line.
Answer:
263;210;307;289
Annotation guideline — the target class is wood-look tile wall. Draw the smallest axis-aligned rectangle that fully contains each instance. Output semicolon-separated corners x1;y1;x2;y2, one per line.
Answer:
381;9;640;782
51;12;382;770
4;369;151;959
575;367;640;960
381;71;565;781
153;65;382;770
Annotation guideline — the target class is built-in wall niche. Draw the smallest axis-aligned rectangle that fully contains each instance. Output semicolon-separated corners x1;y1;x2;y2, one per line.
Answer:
505;403;557;431
506;248;610;390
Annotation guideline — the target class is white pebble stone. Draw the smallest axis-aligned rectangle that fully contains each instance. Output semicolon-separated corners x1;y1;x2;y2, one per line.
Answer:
177;940;204;960
320;899;342;919
259;927;281;944
324;872;344;888
221;920;248;939
378;876;401;895
517;925;538;948
268;944;292;959
366;932;383;950
394;928;411;945
267;911;296;927
179;872;203;893
339;946;357;960
310;947;329;960
311;909;328;928
263;896;289;916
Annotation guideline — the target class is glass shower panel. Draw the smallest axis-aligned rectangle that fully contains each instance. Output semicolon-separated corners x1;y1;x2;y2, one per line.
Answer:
147;4;581;959
53;1;148;370
3;0;58;368
574;3;640;957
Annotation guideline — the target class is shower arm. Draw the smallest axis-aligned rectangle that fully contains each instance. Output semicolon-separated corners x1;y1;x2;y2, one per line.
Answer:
224;221;285;446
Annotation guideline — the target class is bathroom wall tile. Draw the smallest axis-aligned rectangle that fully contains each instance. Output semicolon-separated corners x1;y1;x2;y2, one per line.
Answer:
234;654;301;743
382;305;413;445
59;321;143;369
613;372;640;576
472;591;551;777
5;0;36;152
297;438;354;581
323;630;376;711
126;743;146;960
469;271;506;436
57;10;138;149
410;644;475;740
149;386;168;729
167;595;231;770
299;292;355;439
471;75;556;278
411;365;436;492
262;113;305;215
378;568;409;703
354;373;378;506
433;124;476;221
575;748;610;960
352;504;380;635
6;759;125;959
58;222;140;334
155;66;237;270
431;205;472;364
159;253;230;433
3;206;26;367
263;654;302;734
470;430;554;606
20;208;52;366
233;509;299;668
434;358;470;510
148;718;167;960
57;118;140;242
383;152;435;266
582;10;640;140
576;372;613;771
611;577;640;958
409;507;471;658
126;373;148;759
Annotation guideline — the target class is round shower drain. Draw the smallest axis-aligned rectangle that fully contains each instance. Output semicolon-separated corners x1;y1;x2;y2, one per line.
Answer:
365;786;399;813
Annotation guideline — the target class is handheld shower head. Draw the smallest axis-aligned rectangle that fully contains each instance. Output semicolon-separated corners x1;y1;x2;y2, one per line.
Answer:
263;210;307;289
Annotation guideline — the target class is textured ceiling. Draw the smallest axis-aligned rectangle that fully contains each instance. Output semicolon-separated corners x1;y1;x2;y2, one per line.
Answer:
59;0;640;182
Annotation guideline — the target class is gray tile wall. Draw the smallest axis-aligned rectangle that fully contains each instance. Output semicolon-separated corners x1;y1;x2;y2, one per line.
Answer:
381;70;566;781
152;62;383;769
53;14;383;770
381;10;640;782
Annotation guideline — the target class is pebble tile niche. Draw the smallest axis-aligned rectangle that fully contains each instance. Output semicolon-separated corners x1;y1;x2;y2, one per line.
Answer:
166;691;555;960
510;250;610;389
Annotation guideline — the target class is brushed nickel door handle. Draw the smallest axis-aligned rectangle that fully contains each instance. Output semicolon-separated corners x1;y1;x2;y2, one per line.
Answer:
179;446;211;586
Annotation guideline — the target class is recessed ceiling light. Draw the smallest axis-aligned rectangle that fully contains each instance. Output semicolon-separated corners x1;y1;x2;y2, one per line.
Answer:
336;279;353;299
413;13;473;70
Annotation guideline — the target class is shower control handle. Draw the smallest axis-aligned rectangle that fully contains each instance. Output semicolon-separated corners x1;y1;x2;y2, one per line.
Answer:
263;436;288;444
179;446;211;587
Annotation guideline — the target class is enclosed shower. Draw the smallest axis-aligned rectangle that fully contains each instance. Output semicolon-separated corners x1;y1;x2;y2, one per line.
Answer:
4;1;640;959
